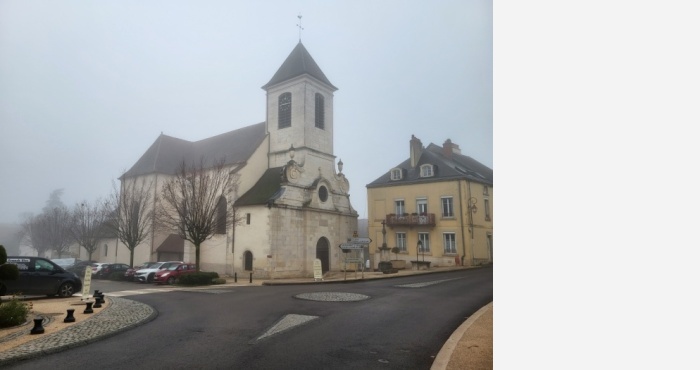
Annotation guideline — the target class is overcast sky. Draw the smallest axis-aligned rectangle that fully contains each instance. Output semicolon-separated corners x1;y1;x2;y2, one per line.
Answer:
0;0;492;223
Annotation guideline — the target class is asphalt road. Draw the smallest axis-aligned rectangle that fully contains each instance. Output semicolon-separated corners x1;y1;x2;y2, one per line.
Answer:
6;268;492;370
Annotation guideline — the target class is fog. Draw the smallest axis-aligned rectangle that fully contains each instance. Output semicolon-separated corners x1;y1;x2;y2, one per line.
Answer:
0;0;492;224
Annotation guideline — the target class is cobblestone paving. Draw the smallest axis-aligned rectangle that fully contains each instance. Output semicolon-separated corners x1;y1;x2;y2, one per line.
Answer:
0;297;156;365
294;292;370;302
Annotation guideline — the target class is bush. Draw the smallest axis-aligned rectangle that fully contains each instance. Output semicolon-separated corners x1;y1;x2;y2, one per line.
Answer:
211;278;226;285
0;296;30;328
177;272;219;286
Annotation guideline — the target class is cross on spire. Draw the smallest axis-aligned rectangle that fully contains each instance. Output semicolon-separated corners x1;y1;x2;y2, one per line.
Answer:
297;14;304;41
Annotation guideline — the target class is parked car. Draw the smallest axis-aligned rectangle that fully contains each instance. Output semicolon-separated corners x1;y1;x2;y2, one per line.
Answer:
91;263;109;276
66;260;97;275
124;262;159;281
134;261;183;283
95;263;131;279
154;263;196;285
51;258;76;270
1;256;83;297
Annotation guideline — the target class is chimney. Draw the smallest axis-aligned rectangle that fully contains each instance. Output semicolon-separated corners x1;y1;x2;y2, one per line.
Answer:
410;135;423;168
442;139;461;158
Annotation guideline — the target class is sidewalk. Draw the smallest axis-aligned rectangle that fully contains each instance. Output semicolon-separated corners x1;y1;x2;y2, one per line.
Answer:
0;266;492;368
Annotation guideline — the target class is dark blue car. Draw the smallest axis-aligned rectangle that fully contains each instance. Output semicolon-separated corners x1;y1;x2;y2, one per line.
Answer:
1;256;83;297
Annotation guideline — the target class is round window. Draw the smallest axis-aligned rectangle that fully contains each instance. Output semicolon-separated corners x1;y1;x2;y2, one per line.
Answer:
318;186;328;202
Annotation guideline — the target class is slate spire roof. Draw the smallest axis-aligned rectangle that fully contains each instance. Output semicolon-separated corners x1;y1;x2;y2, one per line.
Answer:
262;42;337;90
122;122;267;179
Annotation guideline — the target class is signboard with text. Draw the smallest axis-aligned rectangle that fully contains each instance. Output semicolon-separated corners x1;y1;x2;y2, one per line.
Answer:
82;266;92;300
313;259;323;281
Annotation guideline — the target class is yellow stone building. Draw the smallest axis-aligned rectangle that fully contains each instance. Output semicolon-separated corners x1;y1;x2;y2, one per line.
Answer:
366;135;492;269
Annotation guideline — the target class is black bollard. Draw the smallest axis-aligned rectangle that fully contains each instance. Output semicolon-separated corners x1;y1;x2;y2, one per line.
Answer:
30;317;45;334
93;290;101;298
249;272;252;284
84;301;94;314
64;309;76;323
234;272;237;283
97;293;105;304
93;298;102;308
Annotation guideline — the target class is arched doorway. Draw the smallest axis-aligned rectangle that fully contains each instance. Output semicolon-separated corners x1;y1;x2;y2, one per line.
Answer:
244;251;253;271
315;237;330;273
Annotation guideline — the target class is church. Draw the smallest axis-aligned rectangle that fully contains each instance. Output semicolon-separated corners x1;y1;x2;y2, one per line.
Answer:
120;42;359;278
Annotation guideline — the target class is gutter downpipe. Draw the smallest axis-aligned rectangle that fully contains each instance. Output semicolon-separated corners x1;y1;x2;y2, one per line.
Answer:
458;179;467;266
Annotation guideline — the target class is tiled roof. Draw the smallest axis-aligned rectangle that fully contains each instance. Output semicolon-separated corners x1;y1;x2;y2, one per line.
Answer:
262;42;337;90
366;143;493;188
122;122;266;178
235;167;285;206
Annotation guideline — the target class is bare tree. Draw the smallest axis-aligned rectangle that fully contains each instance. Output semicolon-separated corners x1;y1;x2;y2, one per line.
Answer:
20;214;51;257
157;159;240;272
108;178;154;267
39;206;75;258
71;199;112;261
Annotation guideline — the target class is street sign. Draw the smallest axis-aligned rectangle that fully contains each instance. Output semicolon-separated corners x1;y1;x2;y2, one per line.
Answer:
351;237;372;244
340;243;364;250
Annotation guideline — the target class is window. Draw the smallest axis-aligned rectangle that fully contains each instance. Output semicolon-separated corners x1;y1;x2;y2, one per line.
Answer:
246;213;251;225
420;164;433;177
418;232;430;252
315;93;325;129
417;198;428;215
441;197;454;217
390;168;402;180
443;233;457;254
484;199;491;221
395;200;405;215
396;232;407;252
483;185;489;196
216;196;227;234
278;92;291;128
319;186;328;202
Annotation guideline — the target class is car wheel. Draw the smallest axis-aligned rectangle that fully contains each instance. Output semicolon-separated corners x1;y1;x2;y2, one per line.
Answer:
58;282;75;298
147;273;154;283
167;276;176;285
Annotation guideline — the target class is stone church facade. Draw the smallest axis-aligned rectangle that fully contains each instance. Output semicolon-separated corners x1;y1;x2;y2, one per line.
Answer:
118;42;358;278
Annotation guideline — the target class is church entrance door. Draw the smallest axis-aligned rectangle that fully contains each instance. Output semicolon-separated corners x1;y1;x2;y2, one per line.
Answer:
315;238;330;273
244;251;253;271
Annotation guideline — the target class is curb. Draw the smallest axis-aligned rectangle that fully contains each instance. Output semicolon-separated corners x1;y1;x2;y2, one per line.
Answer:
430;302;493;370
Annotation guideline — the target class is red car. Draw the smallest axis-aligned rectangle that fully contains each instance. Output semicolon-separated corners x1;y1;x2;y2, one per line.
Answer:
154;263;196;285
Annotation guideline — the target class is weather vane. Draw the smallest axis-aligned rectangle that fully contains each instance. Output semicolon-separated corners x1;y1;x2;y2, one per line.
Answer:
297;14;304;41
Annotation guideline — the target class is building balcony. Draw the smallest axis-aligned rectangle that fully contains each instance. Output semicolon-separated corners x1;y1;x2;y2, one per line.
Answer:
385;213;436;227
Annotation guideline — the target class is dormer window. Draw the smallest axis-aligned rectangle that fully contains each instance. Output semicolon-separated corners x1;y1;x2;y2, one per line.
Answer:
420;164;434;177
390;168;402;181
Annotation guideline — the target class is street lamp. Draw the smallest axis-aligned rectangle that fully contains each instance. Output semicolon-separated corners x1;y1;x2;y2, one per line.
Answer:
416;240;422;270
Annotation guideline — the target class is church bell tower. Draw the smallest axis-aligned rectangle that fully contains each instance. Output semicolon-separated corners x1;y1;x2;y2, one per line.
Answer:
262;42;338;169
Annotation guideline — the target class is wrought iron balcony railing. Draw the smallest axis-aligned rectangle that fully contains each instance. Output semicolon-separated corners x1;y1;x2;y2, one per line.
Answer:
385;213;436;227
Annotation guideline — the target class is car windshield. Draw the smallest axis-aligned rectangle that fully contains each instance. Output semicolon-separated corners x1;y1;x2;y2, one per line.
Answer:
165;264;182;271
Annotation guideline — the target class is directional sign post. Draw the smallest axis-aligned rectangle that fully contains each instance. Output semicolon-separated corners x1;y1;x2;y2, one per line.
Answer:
351;237;372;244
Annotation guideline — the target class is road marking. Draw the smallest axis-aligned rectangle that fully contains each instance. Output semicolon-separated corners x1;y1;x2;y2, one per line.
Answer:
253;314;319;343
394;277;464;288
